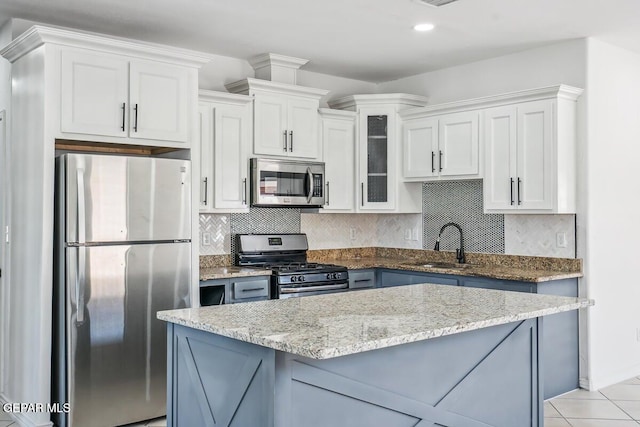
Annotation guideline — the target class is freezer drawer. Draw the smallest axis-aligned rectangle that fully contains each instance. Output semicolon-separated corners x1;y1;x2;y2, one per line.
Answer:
63;154;191;243
60;242;190;427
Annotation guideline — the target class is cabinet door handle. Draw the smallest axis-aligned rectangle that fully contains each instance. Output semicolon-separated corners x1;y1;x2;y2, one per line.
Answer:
283;130;288;152
354;279;371;283
326;182;330;205
431;151;435;173
242;178;247;205
241;287;264;292
133;103;139;132
289;130;293;152
517;177;522;205
361;182;364;206
510;178;514;205
203;177;208;206
439;150;443;172
121;102;126;131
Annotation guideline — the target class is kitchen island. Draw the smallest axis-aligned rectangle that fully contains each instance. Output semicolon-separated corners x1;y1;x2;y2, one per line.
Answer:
158;284;591;427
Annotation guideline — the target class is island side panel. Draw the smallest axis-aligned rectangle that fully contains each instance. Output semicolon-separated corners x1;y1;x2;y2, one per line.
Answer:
275;319;543;427
167;324;275;427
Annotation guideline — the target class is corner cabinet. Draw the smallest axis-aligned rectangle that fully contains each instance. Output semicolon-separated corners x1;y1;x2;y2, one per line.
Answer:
329;94;428;213
226;78;328;160
483;86;583;213
199;91;252;213
319;109;356;212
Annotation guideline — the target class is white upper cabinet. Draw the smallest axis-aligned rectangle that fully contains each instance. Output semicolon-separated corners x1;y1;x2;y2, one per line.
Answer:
401;110;479;181
226;78;328;160
61;50;191;144
199;91;253;213
329;94;429;213
483;86;582;213
61;50;129;137
319;109;356;212
129;60;189;143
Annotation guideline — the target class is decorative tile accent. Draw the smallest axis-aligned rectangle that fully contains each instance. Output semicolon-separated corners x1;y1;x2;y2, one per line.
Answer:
199;214;230;255
423;180;504;253
230;207;300;255
300;214;422;250
504;214;576;258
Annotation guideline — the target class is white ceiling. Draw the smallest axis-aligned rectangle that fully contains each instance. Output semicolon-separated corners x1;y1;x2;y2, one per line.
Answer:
0;0;639;82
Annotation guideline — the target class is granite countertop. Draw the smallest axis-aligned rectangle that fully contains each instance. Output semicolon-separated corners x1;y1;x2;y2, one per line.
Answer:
158;284;592;359
333;256;582;282
200;266;271;281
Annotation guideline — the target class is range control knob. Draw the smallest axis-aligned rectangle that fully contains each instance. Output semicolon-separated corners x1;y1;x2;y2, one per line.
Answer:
326;272;339;280
291;275;305;282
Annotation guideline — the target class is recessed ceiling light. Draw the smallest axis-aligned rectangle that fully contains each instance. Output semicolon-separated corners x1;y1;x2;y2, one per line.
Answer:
414;23;435;32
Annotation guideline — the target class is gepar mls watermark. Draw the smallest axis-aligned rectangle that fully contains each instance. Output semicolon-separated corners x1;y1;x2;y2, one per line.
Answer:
3;402;70;413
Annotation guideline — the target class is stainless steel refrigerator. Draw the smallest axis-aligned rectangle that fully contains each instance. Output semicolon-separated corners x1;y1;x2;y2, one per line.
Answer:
52;154;191;427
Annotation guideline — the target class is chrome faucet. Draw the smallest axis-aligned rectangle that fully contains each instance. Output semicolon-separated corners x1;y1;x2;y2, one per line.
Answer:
433;222;466;264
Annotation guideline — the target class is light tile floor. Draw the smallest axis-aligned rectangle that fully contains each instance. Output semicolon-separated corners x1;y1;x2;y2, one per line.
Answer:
1;377;639;426
546;376;640;426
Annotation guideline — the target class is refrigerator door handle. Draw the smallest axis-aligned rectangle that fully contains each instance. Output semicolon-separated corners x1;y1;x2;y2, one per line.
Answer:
76;168;86;244
76;246;86;324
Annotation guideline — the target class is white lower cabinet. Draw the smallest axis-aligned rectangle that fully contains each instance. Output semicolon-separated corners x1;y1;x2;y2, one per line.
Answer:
319;109;356;212
199;91;252;213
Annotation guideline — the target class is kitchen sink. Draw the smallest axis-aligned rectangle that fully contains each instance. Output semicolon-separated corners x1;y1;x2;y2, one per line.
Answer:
405;261;472;270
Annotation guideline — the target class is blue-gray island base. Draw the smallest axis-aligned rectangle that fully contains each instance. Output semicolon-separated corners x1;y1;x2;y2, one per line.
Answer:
159;284;592;427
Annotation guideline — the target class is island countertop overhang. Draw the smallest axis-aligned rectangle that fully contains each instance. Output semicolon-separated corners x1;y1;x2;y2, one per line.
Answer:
158;283;593;360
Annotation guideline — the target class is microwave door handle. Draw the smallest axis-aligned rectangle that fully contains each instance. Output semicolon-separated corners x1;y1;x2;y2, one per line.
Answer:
306;167;313;203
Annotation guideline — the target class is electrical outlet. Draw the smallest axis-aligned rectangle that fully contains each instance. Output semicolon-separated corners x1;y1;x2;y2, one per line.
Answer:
556;232;567;248
412;228;419;241
404;229;412;240
636;328;640;342
202;232;211;246
349;228;356;240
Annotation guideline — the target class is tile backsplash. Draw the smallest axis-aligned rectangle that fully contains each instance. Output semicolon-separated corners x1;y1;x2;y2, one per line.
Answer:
199;182;576;259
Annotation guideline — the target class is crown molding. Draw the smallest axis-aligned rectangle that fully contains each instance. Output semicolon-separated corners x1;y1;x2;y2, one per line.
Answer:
328;93;429;110
399;84;584;120
0;25;212;67
199;89;253;105
225;78;329;99
318;108;357;120
248;53;309;71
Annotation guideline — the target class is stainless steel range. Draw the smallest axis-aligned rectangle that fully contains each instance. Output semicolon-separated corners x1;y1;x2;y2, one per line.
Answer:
236;234;348;299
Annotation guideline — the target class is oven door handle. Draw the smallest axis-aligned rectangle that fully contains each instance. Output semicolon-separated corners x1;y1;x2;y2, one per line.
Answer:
306;167;314;203
280;283;348;294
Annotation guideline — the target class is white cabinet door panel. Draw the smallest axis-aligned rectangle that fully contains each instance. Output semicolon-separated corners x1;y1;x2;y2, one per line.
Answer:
403;118;438;178
288;97;319;159
61;50;129;137
439;111;479;176
322;118;355;211
253;94;288;156
214;104;250;209
129;60;189;143
484;106;517;210
517;100;554;210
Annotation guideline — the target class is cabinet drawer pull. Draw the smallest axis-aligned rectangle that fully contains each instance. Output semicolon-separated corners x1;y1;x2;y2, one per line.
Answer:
241;287;265;292
203;177;208;206
133;103;139;132
354;279;371;283
283;130;288;152
289;130;293;152
121;102;126;131
439;150;443;172
510;177;514;205
431;151;435;173
517;177;522;205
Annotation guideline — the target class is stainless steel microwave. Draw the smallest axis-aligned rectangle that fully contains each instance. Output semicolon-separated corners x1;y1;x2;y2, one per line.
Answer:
250;158;325;207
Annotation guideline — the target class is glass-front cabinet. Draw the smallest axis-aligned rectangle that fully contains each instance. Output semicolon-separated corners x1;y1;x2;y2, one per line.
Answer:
361;109;393;209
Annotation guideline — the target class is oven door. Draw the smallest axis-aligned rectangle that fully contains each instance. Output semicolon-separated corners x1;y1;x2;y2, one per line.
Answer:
277;282;349;299
251;158;324;207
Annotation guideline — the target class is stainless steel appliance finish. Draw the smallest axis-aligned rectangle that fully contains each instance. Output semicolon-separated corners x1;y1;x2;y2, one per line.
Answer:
250;158;325;207
236;234;348;299
53;154;191;427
